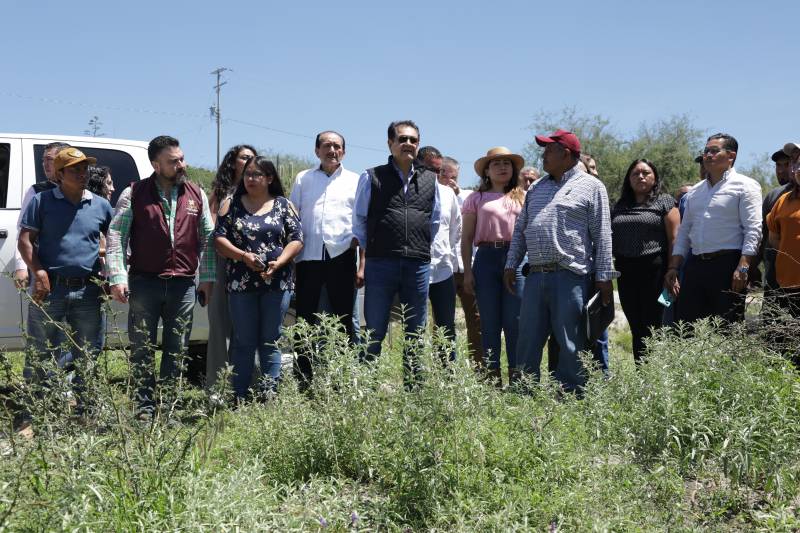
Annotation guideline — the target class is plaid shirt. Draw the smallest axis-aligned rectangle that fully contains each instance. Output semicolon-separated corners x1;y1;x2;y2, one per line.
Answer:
106;180;216;286
506;164;617;281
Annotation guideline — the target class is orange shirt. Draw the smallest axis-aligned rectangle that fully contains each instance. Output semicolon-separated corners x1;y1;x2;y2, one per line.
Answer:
766;191;800;288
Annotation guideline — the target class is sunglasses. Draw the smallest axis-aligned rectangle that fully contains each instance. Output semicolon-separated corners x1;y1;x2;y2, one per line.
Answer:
396;135;419;145
703;147;727;156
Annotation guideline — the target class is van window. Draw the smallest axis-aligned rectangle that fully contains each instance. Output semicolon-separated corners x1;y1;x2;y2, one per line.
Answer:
0;143;9;208
33;145;141;206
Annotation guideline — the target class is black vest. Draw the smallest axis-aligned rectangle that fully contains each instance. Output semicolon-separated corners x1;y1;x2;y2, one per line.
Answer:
33;181;57;194
366;157;436;261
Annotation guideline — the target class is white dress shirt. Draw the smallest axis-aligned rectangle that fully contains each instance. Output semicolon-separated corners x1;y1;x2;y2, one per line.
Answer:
430;184;462;284
290;164;360;262
673;167;762;258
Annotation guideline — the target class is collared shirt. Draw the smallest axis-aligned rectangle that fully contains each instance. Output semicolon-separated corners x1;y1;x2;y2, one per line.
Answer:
19;187;113;277
289;164;359;262
430;184;462;283
673;168;762;258
506;164;616;281
353;157;441;250
106;181;216;286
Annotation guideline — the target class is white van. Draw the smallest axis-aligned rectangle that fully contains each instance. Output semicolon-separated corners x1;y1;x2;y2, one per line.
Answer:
0;133;209;352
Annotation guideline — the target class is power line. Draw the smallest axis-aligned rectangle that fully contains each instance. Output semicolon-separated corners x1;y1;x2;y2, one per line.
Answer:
0;90;385;153
225;118;384;153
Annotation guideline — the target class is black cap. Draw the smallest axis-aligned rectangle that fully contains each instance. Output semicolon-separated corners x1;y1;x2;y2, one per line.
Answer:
772;149;791;162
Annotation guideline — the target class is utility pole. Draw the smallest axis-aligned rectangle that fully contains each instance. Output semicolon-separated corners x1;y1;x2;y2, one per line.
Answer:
210;67;231;168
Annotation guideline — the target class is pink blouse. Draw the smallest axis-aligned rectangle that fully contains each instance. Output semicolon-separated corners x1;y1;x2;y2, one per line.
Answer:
461;191;522;245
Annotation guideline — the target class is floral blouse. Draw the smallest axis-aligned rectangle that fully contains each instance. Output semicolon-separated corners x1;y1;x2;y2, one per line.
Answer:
213;195;303;293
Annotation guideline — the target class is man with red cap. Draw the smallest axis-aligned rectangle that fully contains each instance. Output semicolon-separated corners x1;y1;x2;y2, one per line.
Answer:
504;130;615;392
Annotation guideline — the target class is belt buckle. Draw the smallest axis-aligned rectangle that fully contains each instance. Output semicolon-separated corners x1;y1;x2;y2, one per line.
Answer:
493;241;505;249
158;273;174;280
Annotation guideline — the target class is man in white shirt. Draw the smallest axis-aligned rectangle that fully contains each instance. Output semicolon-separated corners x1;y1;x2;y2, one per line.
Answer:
439;156;483;365
665;133;762;323
289;131;362;387
425;151;462;361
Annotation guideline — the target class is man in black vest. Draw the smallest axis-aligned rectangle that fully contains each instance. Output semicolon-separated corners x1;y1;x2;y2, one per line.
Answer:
353;120;440;381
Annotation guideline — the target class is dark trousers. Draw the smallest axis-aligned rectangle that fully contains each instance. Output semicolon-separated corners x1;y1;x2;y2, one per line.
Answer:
294;248;357;385
454;272;484;366
616;253;666;362
429;275;456;362
772;288;800;367
677;251;745;324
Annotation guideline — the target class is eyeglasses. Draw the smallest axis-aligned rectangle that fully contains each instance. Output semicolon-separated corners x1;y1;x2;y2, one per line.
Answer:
703;147;727;156
244;171;267;179
396;135;419;145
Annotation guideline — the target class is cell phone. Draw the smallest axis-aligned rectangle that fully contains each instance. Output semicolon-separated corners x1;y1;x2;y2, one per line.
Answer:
253;257;266;270
196;289;206;307
657;288;672;308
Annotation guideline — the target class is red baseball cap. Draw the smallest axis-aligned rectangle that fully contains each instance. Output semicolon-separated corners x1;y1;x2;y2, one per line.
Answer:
535;129;581;154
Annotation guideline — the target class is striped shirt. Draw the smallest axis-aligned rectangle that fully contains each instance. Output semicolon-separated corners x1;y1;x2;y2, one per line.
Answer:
505;164;616;281
106;181;216;286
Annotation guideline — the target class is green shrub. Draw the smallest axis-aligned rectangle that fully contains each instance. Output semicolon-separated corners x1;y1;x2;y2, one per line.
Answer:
1;315;798;531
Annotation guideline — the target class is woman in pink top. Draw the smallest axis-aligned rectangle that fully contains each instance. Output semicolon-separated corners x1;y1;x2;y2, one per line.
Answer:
461;147;525;386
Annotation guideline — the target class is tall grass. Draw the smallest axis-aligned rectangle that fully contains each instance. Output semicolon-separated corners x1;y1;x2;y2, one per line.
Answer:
1;314;799;531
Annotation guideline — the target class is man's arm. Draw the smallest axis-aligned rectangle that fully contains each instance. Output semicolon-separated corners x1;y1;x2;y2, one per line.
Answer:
588;184;615;305
503;193;530;295
352;171;371;250
106;187;133;303
732;181;763;292
18;228;51;303
196;189;217;307
448;189;462;271
17;195;49;302
430;180;441;239
13;185;37;286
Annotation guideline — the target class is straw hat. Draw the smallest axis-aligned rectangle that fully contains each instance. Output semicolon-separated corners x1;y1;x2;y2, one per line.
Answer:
474;147;524;177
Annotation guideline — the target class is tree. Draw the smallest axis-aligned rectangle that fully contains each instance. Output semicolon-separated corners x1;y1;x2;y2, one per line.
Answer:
522;108;705;202
185;149;315;195
738;152;774;192
257;148;316;194
84;115;105;137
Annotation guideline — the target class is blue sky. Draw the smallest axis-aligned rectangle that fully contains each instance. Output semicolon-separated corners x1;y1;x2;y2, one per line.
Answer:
2;0;798;187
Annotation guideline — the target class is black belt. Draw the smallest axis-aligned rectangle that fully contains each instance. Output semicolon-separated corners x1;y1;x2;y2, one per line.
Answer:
694;249;740;260
48;273;95;288
477;241;510;249
527;263;564;273
131;272;194;280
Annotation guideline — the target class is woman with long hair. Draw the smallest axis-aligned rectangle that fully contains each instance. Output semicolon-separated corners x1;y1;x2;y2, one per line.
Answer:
611;159;679;362
461;147;525;385
206;145;257;389
213;156;303;400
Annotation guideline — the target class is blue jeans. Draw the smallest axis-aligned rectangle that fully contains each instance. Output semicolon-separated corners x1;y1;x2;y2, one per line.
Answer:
363;257;430;378
228;289;290;399
473;247;524;371
516;269;591;391
429;275;456;362
25;281;103;402
128;275;195;412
